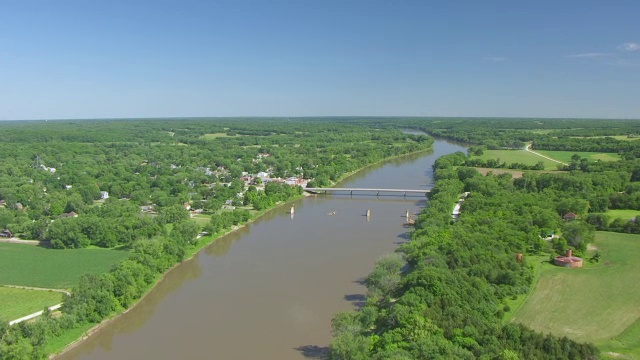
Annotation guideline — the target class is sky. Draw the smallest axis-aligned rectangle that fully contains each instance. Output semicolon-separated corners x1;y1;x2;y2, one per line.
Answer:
1;0;639;120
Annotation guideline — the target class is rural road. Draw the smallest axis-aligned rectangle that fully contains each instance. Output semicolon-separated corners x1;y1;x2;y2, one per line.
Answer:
525;144;569;166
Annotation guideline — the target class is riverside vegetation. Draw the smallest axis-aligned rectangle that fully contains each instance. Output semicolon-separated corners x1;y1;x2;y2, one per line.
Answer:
328;118;640;359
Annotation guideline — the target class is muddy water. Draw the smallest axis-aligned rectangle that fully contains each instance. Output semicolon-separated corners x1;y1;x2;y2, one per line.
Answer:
59;139;467;360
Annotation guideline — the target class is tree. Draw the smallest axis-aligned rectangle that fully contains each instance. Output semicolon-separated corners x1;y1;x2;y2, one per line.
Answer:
562;221;595;252
156;204;189;225
585;213;609;231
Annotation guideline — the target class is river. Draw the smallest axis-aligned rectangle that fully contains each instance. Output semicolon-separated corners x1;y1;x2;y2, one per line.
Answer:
58;139;467;360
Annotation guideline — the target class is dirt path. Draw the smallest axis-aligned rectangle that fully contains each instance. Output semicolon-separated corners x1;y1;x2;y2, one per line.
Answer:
3;284;70;296
0;237;41;245
525;144;569;166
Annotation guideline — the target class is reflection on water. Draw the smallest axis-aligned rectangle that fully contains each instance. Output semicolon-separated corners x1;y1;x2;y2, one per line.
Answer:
58;140;467;360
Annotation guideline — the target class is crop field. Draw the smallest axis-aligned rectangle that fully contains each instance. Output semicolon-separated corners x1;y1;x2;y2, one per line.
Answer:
0;287;64;321
510;232;640;349
478;149;561;170
534;150;621;163
0;243;128;289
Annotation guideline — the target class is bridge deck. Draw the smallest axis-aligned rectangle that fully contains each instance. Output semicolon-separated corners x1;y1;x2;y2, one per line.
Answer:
304;187;430;194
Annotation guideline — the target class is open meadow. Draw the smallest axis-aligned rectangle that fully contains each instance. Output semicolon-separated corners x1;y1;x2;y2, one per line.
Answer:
0;243;127;289
606;209;640;221
478;149;561;170
0;287;64;321
509;232;640;350
535;150;621;163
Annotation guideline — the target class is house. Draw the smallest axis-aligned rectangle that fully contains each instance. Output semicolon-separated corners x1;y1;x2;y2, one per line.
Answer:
100;191;109;199
0;229;13;238
563;212;578;221
60;211;78;218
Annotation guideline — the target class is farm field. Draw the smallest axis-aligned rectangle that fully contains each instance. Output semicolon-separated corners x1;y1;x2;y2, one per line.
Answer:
607;209;640;221
535;150;621;163
0;243;128;289
569;135;640;142
510;232;640;348
200;132;250;139
478;149;560;170
0;287;63;321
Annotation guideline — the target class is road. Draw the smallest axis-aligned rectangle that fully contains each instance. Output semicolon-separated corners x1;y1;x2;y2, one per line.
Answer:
524;144;569;166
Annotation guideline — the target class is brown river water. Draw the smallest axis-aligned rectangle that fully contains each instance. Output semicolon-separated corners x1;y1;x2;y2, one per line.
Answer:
58;139;467;360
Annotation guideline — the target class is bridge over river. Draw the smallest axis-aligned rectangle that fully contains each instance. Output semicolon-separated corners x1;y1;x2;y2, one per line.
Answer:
304;187;430;196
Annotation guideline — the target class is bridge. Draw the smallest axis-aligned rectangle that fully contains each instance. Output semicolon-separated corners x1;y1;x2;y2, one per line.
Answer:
304;187;430;196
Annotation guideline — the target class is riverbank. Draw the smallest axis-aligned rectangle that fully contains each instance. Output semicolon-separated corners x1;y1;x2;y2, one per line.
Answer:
49;145;435;359
332;146;435;186
49;194;306;359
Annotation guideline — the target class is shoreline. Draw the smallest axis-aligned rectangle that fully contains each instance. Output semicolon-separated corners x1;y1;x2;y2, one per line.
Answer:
50;144;434;359
50;194;305;359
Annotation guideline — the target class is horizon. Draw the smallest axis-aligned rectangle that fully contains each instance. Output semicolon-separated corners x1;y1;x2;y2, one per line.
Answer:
2;1;639;120
3;115;640;122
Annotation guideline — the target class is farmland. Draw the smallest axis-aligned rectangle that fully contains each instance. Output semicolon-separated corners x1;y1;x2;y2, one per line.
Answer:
510;232;640;348
0;243;127;289
478;149;561;170
535;150;621;163
606;209;640;221
0;287;64;321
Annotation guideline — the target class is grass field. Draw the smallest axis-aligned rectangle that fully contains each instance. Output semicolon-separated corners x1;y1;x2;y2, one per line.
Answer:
568;135;640;142
0;287;64;321
535;150;621;163
477;149;560;170
200;132;248;139
606;209;640;221
0;243;128;289
510;232;640;349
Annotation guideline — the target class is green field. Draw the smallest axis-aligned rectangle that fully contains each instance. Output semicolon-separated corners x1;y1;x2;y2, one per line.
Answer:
200;132;247;139
510;232;640;351
535;150;621;163
478;149;560;170
0;243;128;289
607;209;640;221
0;287;64;321
568;135;640;142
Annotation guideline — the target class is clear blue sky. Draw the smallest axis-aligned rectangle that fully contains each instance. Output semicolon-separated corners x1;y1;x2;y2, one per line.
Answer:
1;0;639;120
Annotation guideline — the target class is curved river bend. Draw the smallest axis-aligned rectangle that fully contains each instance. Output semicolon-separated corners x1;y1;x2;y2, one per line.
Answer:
59;139;467;360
